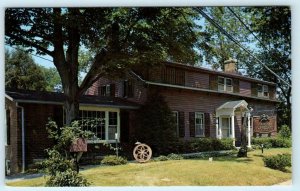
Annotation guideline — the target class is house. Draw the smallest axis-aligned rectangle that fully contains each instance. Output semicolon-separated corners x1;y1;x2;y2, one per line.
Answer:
4;59;279;175
5;89;139;175
86;59;279;146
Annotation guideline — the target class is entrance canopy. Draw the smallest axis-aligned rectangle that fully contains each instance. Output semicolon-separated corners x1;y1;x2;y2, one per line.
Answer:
216;100;249;117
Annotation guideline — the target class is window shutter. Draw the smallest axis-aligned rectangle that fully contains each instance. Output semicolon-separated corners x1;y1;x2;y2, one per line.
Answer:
251;83;257;96
110;84;115;97
189;112;195;137
233;79;240;93
204;113;210;137
178;111;185;137
123;81;127;97
209;74;218;90
269;86;276;99
97;86;102;96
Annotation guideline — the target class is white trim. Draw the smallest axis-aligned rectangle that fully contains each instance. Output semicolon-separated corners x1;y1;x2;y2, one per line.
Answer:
231;115;235;147
5;94;14;101
247;114;251;148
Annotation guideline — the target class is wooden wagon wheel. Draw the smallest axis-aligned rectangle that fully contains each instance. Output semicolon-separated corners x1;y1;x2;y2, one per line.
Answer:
133;143;152;163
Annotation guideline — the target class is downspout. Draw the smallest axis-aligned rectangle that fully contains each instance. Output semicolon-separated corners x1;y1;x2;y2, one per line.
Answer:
16;102;25;173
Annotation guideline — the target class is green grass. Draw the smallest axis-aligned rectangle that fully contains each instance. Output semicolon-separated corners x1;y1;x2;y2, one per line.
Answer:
6;148;292;186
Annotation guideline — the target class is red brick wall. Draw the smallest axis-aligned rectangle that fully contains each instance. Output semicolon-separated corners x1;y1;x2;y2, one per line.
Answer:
185;71;209;89
153;86;277;140
5;99;21;174
21;103;63;166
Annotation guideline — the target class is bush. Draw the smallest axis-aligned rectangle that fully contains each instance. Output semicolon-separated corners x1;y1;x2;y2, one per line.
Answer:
101;155;127;166
263;153;291;171
279;125;291;139
167;153;183;160
154;155;169;161
46;169;89;186
252;137;291;148
187;138;234;153
135;93;178;155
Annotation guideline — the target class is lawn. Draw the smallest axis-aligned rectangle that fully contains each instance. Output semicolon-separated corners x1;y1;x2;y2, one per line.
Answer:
6;148;292;186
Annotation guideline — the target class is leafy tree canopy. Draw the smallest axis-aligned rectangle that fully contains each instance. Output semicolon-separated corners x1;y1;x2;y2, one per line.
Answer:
5;7;204;123
5;48;48;91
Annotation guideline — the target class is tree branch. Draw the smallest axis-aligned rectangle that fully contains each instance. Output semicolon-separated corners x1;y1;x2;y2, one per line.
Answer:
6;33;53;56
78;49;108;95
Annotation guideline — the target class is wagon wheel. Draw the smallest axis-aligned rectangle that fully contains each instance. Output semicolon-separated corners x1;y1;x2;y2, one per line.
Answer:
133;143;152;163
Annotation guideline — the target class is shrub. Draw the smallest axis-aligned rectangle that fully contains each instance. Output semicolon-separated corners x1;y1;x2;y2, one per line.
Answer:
279;125;291;139
135;93;178;155
167;153;183;160
252;137;291;148
101;155;127;166
46;169;89;187
263;153;291;171
154;155;169;161
187;138;234;153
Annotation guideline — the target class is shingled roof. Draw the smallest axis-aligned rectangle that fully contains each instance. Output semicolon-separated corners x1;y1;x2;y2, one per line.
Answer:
5;89;140;109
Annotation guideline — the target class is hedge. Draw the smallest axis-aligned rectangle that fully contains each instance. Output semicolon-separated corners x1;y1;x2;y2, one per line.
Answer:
252;137;291;148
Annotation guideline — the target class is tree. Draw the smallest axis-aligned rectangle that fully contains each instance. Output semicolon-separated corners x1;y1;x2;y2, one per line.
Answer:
5;48;48;91
245;7;291;128
201;7;254;72
135;92;177;155
42;67;62;92
5;8;203;124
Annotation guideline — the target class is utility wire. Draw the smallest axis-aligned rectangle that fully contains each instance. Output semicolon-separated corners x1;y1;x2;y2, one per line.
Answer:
227;7;290;77
195;7;291;88
5;44;53;63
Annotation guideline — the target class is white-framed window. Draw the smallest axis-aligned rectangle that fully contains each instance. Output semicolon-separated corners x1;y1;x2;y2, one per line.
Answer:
79;108;120;143
172;111;179;137
99;85;111;96
195;112;205;137
218;76;233;92
257;84;269;97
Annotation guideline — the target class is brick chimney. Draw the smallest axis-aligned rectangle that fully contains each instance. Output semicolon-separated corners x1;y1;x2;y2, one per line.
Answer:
224;58;237;73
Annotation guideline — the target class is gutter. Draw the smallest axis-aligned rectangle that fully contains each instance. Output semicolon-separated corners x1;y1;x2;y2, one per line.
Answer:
16;102;25;173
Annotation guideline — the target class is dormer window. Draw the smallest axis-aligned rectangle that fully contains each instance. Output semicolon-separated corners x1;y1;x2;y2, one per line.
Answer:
218;76;233;92
257;84;269;97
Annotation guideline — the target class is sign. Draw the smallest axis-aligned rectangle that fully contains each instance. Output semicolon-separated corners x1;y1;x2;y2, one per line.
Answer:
253;115;276;133
70;137;87;152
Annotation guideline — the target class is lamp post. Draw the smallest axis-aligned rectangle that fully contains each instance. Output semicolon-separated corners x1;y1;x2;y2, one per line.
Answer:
115;133;119;157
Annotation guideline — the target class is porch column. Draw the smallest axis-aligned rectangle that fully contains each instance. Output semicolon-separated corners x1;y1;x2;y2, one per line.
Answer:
247;113;251;148
216;118;219;139
231;115;235;147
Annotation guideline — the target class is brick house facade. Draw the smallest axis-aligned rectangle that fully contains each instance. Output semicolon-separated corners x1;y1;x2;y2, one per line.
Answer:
86;60;279;145
4;59;279;175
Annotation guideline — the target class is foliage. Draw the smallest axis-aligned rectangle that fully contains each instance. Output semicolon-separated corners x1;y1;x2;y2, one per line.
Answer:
183;150;236;159
263;153;291;171
41;67;62;92
46;169;89;187
39;120;95;186
154;155;169;161
135;93;178;155
167;153;183;160
252;137;291;148
278;125;291;139
5;8;204;124
101;155;127;166
184;138;234;153
5;48;48;91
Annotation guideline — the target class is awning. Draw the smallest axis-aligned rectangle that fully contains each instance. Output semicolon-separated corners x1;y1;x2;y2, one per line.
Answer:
216;100;249;116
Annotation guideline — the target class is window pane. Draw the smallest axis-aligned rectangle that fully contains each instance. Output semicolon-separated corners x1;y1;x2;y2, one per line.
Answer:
226;78;232;86
257;85;263;92
108;126;117;140
218;77;224;84
109;112;117;125
195;113;204;136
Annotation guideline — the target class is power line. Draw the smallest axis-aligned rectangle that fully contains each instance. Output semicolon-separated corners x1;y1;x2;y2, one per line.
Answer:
227;7;290;77
5;44;53;63
195;7;291;88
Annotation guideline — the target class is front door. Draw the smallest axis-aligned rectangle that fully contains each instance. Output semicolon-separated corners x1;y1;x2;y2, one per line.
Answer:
221;117;230;138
